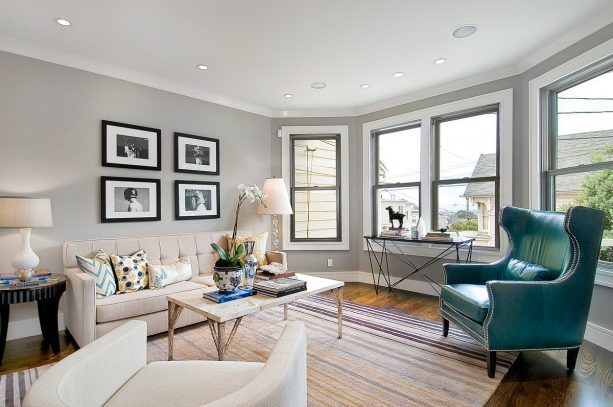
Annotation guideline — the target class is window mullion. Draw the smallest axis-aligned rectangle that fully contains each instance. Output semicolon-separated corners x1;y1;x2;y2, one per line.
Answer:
420;117;432;230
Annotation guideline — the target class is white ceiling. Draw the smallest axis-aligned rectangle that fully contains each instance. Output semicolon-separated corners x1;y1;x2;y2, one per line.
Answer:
0;0;612;117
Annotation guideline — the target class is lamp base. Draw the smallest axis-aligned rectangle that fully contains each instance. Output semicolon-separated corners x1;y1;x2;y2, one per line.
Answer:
11;228;40;274
15;269;34;282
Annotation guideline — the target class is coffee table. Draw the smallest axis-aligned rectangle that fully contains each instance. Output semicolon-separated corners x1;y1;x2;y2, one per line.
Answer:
167;273;343;361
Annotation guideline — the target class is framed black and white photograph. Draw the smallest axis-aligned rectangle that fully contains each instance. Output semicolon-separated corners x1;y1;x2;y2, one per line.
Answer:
175;180;220;220
101;176;161;223
175;132;219;175
102;120;162;170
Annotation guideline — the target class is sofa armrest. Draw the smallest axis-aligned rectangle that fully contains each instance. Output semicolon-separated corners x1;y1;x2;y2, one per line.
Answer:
443;260;506;285
64;268;97;348
265;251;287;267
23;320;147;407
205;321;307;407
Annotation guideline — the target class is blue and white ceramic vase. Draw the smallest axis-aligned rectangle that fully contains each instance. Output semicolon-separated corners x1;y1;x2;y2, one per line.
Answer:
242;240;258;289
213;266;242;293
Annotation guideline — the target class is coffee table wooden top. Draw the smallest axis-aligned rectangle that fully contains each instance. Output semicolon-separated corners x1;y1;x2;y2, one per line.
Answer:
166;273;344;323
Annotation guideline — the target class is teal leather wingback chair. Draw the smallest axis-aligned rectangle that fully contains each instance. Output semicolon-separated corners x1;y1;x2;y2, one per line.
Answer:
440;206;605;377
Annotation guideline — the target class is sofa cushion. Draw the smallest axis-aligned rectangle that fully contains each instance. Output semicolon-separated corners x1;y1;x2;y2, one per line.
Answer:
441;284;490;323
110;250;149;293
105;360;263;407
148;259;193;289
96;281;204;323
504;258;556;281
226;232;269;266
75;249;116;298
190;274;216;287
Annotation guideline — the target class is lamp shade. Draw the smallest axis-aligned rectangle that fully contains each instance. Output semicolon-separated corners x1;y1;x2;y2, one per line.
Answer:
0;197;53;228
257;178;293;215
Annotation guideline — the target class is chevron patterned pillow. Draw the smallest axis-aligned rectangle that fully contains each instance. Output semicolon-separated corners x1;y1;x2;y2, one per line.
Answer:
76;249;117;298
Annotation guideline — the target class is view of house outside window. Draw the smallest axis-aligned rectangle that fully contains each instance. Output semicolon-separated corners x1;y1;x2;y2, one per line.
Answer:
291;135;340;241
548;69;613;263
374;125;421;232
433;109;499;247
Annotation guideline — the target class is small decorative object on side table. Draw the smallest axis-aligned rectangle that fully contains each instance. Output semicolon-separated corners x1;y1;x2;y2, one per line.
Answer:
0;273;67;364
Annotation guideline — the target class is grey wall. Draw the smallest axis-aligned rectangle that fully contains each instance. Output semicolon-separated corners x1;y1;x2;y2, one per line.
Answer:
270;117;360;273
0;51;272;325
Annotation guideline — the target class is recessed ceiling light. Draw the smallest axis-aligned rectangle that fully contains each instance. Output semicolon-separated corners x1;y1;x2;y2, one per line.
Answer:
284;93;293;98
55;18;71;26
451;24;478;39
311;82;327;89
360;84;371;89
196;64;209;70
434;58;447;65
392;72;404;78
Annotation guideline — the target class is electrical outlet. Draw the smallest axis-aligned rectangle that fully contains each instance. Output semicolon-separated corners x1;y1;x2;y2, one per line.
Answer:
327;259;333;267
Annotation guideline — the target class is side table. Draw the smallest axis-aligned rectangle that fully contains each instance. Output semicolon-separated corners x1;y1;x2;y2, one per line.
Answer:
0;274;67;363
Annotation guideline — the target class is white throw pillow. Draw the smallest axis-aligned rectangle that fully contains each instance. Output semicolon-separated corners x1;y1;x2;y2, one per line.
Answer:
148;258;193;289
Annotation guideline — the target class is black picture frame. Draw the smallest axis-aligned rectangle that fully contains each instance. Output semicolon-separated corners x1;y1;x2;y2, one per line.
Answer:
101;176;161;223
174;132;220;175
175;180;221;220
102;120;162;171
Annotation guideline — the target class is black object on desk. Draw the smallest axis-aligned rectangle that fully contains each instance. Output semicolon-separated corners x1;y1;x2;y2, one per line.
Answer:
0;274;67;363
364;235;474;295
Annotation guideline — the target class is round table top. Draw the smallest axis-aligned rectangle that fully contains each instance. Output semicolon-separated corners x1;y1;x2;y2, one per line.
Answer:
0;274;67;291
0;274;67;305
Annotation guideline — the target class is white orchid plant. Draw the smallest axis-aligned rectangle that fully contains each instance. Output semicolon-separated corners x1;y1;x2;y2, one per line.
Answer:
210;183;266;267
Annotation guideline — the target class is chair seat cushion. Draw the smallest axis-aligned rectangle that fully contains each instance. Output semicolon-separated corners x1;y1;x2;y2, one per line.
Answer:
104;360;264;407
441;284;490;323
96;281;204;323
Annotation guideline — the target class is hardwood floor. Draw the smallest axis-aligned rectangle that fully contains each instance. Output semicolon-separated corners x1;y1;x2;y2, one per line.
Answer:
1;282;611;406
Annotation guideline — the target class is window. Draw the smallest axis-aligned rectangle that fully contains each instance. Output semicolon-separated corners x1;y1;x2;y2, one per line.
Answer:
433;107;500;247
281;125;349;251
363;89;513;259
290;135;340;241
542;67;613;265
373;124;421;232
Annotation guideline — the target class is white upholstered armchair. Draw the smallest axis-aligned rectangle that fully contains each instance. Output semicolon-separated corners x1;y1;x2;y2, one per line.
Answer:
23;320;307;407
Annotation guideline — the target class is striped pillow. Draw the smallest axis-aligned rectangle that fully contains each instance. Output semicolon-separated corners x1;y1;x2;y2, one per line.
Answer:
76;249;117;298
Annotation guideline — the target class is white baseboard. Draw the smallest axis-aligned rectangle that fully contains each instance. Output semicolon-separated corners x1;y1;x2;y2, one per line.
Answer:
584;322;613;352
7;312;65;341
301;270;613;352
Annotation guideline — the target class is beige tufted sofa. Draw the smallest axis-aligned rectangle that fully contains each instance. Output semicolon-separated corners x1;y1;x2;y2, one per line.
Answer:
63;231;287;348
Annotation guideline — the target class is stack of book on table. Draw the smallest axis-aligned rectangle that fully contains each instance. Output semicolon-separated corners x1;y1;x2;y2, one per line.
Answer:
254;277;307;297
255;271;295;280
379;228;409;238
203;288;256;303
423;232;453;242
0;269;53;287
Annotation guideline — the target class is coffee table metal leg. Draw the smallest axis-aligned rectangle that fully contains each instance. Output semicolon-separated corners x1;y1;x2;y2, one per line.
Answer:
332;287;343;339
168;302;183;361
208;317;243;361
283;303;288;320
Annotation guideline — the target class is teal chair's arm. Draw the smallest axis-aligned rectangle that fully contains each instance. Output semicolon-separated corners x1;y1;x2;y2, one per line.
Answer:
443;259;508;285
484;279;588;350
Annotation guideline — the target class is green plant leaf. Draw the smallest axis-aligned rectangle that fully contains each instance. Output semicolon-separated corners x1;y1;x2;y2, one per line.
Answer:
231;244;245;263
210;243;230;261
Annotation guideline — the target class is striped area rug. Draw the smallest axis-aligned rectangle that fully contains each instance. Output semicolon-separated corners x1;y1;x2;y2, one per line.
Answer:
3;295;515;407
0;365;51;407
148;295;516;406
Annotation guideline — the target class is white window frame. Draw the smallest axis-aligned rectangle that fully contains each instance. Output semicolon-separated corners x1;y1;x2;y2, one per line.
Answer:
528;38;613;288
362;89;513;262
281;125;350;251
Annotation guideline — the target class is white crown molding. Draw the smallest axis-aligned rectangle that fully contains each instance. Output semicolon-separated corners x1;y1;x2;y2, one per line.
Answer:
515;3;613;73
0;35;273;118
271;109;358;118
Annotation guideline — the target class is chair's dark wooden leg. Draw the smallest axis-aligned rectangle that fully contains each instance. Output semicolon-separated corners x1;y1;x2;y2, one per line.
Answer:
487;351;496;378
442;318;449;337
567;347;580;370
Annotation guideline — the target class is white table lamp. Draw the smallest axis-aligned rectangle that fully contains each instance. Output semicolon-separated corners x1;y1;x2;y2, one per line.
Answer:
0;197;53;277
257;178;293;251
